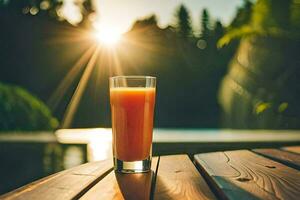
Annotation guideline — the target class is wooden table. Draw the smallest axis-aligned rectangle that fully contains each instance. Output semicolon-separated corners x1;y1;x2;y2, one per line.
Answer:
1;146;300;200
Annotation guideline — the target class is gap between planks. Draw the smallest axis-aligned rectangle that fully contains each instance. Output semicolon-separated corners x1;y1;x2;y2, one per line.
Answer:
154;154;216;200
281;146;300;154
252;148;300;170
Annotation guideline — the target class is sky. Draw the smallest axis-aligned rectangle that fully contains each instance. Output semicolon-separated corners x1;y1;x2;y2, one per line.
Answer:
93;0;244;34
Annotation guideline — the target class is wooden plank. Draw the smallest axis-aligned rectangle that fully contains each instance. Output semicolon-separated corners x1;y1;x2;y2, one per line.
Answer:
253;148;300;170
1;160;113;200
282;146;300;154
154;154;216;200
194;150;300;200
0;171;64;198
80;157;159;200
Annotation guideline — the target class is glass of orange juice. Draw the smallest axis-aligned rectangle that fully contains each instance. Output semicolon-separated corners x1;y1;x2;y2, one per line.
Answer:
109;76;156;173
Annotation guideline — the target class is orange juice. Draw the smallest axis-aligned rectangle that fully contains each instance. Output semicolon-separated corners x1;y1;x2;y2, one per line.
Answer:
110;87;156;161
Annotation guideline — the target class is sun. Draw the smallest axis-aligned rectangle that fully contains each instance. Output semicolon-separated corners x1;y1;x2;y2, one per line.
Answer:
93;27;122;46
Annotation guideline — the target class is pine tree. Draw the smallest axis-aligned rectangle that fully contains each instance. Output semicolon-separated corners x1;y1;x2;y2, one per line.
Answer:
175;4;193;38
213;20;224;40
200;9;210;39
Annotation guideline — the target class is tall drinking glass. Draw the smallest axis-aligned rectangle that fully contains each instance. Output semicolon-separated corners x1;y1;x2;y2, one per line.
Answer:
110;76;156;173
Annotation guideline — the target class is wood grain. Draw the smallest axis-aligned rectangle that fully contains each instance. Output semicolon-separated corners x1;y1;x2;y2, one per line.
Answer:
282;146;300;154
1;160;113;200
1;171;64;198
154;154;216;200
253;148;300;170
80;157;159;200
194;150;300;200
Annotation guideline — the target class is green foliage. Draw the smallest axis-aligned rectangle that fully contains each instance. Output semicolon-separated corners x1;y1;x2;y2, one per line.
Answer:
229;0;253;29
0;83;58;131
131;15;158;29
175;4;193;38
1;0;95;26
218;25;257;47
219;0;300;47
290;0;300;29
217;0;300;129
212;21;224;42
251;0;289;29
200;9;210;39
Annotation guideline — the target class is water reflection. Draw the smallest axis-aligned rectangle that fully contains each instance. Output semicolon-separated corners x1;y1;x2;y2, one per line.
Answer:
56;128;112;162
0;128;113;195
0;141;84;194
63;146;84;169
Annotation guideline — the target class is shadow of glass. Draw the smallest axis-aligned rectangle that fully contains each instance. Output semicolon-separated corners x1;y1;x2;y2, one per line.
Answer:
153;176;175;200
115;171;153;200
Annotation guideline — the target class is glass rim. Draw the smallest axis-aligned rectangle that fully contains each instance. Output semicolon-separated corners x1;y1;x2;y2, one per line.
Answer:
110;75;156;80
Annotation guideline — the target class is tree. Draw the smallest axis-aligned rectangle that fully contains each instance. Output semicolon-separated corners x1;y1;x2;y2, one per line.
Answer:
175;4;193;38
1;0;95;27
229;0;252;29
251;0;291;30
0;82;58;131
217;0;253;47
213;20;224;41
218;0;300;129
131;14;158;29
80;0;96;28
200;9;210;39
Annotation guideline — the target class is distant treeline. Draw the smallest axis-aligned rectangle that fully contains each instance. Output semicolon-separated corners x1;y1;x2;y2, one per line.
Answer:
0;0;253;128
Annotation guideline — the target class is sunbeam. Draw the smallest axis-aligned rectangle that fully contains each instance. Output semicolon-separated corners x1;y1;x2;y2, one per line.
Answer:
61;46;100;128
111;49;124;76
48;22;167;128
45;25;92;45
48;45;97;111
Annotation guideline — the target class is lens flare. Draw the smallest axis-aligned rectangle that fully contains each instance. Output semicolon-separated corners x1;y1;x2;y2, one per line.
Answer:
93;27;122;46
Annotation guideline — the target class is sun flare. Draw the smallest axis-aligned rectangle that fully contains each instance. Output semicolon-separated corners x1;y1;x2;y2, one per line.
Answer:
93;27;122;46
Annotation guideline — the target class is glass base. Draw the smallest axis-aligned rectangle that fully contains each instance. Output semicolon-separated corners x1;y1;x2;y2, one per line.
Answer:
114;157;151;173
